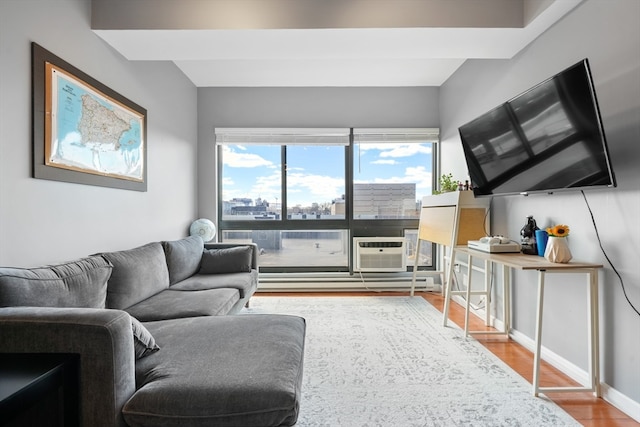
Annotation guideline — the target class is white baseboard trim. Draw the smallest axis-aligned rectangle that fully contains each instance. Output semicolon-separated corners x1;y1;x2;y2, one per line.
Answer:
258;275;439;292
508;329;589;385
450;297;640;422
509;327;640;423
600;383;640;423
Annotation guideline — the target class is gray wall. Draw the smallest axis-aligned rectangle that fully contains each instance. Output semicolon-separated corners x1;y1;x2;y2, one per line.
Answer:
440;0;640;404
0;0;199;267
197;87;439;221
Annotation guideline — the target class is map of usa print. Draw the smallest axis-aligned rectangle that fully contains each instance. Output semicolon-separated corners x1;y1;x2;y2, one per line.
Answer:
47;64;144;182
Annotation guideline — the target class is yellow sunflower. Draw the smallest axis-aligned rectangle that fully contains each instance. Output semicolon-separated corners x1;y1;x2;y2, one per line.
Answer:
546;224;570;237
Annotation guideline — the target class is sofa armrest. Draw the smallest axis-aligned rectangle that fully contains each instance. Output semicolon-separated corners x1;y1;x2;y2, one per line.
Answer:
0;307;136;427
204;242;259;270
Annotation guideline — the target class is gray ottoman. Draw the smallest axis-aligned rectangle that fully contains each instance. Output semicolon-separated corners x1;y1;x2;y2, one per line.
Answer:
123;314;305;427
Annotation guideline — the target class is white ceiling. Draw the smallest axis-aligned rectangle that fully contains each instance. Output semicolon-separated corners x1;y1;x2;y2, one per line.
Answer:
93;1;582;87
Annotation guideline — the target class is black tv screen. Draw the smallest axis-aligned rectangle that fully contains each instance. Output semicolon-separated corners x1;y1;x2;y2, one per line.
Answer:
459;59;616;197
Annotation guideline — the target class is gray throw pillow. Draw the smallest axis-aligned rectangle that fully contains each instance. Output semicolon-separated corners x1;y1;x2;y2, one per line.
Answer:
131;316;160;359
199;246;253;274
0;256;112;308
162;236;204;285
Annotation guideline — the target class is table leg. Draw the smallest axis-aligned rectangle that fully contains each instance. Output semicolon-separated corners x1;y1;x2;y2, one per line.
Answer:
503;264;510;334
589;269;601;397
484;260;491;327
533;270;546;396
464;252;473;336
410;239;422;297
442;247;457;327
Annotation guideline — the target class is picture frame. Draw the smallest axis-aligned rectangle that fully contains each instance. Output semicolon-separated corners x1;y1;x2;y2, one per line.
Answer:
32;42;147;191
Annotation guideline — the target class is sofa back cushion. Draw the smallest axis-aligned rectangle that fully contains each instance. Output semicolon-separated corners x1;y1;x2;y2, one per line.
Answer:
0;256;112;308
162;236;203;285
102;242;170;309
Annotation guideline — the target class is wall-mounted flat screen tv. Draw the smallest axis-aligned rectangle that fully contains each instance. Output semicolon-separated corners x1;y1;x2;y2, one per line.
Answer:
459;59;616;197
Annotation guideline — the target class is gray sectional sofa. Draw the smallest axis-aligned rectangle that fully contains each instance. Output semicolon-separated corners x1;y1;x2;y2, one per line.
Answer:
0;235;306;427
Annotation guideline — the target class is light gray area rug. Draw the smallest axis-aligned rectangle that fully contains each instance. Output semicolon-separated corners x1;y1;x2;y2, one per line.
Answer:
244;296;580;427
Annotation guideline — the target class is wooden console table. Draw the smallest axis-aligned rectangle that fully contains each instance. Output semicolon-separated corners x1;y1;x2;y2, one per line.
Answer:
455;247;603;397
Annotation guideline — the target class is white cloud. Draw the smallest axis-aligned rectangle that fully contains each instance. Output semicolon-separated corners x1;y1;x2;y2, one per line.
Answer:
372;159;398;165
235;170;344;206
222;145;273;168
359;143;432;158
249;171;281;202
379;144;432;158
287;172;345;204
404;166;433;189
371;166;433;190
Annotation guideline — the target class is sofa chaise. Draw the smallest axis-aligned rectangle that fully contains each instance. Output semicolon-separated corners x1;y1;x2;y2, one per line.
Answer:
0;235;306;427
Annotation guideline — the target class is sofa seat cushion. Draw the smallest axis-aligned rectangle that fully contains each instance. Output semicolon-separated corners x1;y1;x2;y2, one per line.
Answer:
101;242;170;310
170;270;258;299
123;314;306;427
0;256;112;308
124;288;240;321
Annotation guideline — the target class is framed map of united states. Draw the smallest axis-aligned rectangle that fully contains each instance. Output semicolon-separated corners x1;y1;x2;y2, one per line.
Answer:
32;43;147;191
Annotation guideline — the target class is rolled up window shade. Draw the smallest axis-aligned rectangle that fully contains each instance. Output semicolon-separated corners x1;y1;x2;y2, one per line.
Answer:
353;128;439;144
215;128;350;146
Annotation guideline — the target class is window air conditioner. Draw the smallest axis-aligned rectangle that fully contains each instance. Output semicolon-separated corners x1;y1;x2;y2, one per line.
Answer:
353;237;406;272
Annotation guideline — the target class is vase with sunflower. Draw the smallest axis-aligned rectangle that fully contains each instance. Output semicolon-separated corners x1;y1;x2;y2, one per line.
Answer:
544;224;572;263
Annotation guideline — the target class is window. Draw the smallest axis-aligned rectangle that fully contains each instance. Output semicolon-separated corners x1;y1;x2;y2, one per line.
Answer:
218;128;349;223
216;128;438;272
353;129;438;220
286;144;345;220
220;229;349;269
220;144;281;221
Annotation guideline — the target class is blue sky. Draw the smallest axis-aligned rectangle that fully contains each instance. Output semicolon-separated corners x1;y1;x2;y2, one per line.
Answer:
222;143;433;207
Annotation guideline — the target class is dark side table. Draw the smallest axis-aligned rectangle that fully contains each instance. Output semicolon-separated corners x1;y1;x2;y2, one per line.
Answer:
0;353;79;427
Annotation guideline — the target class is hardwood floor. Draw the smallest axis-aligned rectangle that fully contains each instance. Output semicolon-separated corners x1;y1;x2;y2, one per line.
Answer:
256;290;639;427
419;292;638;427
